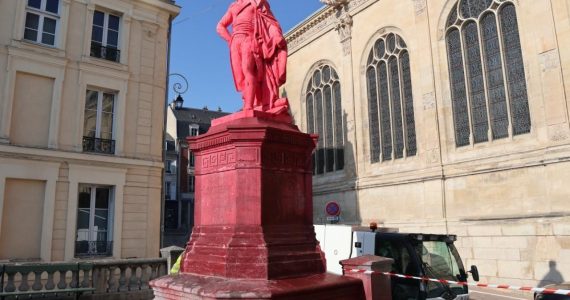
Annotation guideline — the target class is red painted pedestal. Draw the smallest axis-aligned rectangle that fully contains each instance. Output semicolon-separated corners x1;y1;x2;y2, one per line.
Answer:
341;255;393;300
151;112;365;299
152;273;364;300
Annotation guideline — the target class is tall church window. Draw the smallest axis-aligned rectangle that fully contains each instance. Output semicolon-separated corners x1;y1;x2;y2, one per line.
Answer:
446;0;530;147
366;33;417;163
306;64;344;175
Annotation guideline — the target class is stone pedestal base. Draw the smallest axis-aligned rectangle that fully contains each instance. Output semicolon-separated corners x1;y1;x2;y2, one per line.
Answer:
151;113;367;299
151;273;365;300
179;115;326;280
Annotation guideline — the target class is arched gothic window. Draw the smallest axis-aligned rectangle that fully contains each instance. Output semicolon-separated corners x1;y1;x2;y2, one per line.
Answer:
446;0;531;147
306;65;344;175
366;33;417;163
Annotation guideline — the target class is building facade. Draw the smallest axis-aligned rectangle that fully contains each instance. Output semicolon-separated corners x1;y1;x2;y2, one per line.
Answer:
284;0;570;287
0;0;179;262
163;104;229;247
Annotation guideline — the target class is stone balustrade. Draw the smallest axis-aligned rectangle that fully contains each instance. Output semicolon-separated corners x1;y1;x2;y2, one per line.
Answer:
0;258;166;300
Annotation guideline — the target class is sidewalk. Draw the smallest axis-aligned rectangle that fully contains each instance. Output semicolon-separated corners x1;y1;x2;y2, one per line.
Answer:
469;286;534;300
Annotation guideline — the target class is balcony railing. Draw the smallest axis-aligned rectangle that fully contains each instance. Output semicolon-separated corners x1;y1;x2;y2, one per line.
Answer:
83;137;115;155
90;43;121;63
75;241;113;258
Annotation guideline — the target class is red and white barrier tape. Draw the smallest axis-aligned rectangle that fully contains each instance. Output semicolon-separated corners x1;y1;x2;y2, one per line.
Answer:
344;269;570;296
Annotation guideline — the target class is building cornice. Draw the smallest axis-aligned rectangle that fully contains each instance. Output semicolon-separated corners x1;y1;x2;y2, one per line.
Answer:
354;143;570;191
285;0;378;55
7;45;68;67
77;59;130;80
0;144;164;168
139;0;181;16
285;6;335;55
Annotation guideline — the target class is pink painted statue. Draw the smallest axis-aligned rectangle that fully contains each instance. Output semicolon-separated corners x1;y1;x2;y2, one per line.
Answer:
217;0;289;113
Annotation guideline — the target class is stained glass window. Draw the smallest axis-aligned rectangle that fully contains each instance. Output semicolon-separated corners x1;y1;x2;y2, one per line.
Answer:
367;66;381;163
306;65;345;174
315;90;324;174
446;0;531;147
401;52;417;156
481;12;508;139
379;63;392;162
366;33;417;163
500;4;531;135
463;21;489;143
447;29;470;146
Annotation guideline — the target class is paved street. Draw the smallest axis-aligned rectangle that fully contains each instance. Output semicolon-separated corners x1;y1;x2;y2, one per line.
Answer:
469;287;534;300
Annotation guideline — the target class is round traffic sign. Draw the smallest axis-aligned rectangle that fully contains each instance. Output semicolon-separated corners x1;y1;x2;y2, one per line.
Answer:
325;201;341;217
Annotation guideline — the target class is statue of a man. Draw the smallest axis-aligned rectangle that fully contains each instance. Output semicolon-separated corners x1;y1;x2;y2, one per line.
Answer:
217;0;288;112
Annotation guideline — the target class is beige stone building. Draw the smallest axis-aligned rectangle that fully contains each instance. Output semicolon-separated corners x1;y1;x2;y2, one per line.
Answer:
284;0;570;287
0;0;179;262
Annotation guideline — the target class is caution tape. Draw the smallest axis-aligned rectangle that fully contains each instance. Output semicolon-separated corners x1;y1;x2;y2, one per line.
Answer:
344;269;570;296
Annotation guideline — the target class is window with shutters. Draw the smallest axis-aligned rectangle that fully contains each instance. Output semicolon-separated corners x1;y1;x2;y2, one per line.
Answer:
306;64;344;175
446;0;530;147
366;33;417;163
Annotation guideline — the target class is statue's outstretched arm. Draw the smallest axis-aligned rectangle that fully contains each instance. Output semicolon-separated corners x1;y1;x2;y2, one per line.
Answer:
217;7;233;43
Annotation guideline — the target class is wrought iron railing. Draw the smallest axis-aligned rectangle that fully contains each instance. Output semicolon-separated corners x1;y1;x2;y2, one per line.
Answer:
83;137;115;155
75;241;113;258
90;43;121;63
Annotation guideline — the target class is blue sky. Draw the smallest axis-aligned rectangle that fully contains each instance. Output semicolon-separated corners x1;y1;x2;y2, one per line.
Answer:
168;0;324;112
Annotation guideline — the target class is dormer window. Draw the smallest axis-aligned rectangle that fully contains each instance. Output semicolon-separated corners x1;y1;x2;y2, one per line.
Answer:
189;125;199;137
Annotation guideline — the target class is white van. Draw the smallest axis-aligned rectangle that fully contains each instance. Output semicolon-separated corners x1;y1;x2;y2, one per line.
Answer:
315;224;478;300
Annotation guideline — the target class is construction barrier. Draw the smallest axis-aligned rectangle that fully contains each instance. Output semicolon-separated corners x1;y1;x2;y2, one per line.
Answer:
344;269;570;296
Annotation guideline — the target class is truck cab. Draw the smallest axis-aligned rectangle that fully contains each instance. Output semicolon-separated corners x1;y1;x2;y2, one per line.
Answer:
315;225;479;300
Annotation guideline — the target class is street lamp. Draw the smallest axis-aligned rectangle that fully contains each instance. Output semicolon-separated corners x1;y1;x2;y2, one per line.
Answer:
169;73;189;110
173;95;184;109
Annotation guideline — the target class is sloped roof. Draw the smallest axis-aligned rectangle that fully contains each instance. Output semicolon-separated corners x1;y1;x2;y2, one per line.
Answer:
172;107;231;138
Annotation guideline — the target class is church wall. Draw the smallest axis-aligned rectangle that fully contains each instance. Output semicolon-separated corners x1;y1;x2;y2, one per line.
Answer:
285;0;570;286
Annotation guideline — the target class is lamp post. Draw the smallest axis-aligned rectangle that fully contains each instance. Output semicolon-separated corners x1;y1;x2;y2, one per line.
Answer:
168;73;189;245
161;73;189;248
